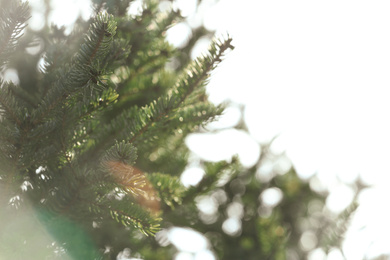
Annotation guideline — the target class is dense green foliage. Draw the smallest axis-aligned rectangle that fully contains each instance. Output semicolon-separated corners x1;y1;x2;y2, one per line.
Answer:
0;1;355;259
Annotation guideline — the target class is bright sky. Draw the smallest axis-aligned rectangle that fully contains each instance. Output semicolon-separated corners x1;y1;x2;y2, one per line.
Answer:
199;1;390;259
24;0;390;259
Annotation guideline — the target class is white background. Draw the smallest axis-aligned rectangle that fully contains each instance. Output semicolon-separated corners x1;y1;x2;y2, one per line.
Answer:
173;1;390;259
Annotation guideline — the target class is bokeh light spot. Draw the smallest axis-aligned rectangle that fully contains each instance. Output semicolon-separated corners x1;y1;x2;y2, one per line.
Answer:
260;187;283;207
168;227;209;253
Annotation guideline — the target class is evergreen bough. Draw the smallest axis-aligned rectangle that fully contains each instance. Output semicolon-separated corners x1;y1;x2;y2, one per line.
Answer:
0;0;233;258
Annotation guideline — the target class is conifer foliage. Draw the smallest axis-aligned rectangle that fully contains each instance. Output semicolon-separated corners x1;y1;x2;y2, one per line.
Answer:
0;1;356;259
0;0;233;258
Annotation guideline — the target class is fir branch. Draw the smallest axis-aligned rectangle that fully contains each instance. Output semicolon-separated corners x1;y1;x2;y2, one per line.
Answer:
82;38;233;161
118;39;172;93
101;141;138;166
90;197;161;236
127;37;234;144
142;133;189;175
109;206;161;236
0;1;30;70
147;172;185;209
7;83;38;108
31;12;117;125
113;2;177;94
40;23;91;97
0;83;22;126
175;102;225;130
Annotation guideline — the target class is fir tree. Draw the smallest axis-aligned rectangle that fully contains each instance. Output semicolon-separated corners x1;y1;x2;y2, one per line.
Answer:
0;1;357;259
